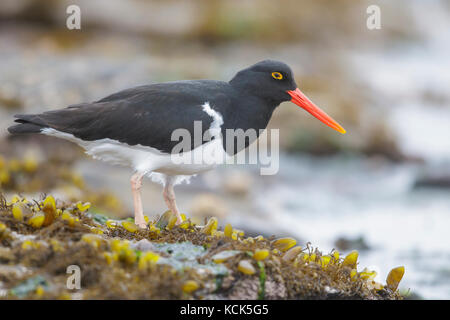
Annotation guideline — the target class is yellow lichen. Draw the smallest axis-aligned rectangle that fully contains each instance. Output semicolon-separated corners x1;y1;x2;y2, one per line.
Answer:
342;250;358;268
22;240;40;250
42;195;57;226
23;156;38;173
332;250;340;261
371;281;384;291
167;216;177;230
138;251;160;270
282;246;302;262
35;285;44;297
106;220;118;229
12;203;23;221
350;269;357;281
111;239;129;253
235;229;245;237
103;252;114;265
149;224;160;233
81;234;104;248
320;255;332;269
272;237;296;252
359;268;377;280
386;266;405;291
28;213;45;228
224;223;233;237
61;211;76;227
76;202;91;212
0;222;7;233
0;170;10;185
238;260;256;275
122;221;139;233
117;246;137;265
49;239;63;252
90;227;104;235
201;217;218;235
254;235;264;241
182;280;199;293
43;195;56;211
212;250;240;263
254;249;270;261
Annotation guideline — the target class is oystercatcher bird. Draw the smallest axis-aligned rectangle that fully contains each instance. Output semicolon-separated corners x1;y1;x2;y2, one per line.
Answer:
8;60;345;228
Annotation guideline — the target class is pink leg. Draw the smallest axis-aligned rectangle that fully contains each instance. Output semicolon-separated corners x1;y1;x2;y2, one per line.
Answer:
163;181;183;225
131;172;147;229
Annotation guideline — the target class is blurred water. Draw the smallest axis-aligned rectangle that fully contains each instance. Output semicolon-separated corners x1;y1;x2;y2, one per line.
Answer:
352;0;450;162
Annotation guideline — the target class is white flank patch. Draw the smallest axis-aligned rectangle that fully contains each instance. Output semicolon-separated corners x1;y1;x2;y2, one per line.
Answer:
202;101;223;139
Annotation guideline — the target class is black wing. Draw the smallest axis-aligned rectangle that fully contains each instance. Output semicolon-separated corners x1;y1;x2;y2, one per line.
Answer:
9;81;233;153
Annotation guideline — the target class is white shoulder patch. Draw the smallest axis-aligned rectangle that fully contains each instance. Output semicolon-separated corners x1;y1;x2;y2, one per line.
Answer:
202;102;223;138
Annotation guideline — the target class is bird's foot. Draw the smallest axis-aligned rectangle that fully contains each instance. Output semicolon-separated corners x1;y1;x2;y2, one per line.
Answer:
137;223;147;229
135;218;147;229
175;216;183;225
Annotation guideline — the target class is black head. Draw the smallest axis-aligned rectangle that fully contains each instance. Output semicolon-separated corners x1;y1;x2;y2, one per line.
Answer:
229;59;346;134
229;60;297;105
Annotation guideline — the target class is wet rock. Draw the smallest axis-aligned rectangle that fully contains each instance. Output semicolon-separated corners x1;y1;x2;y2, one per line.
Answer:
130;239;155;252
264;276;287;299
227;278;259;300
0;92;23;110
334;236;370;251
223;170;254;196
414;174;450;189
0;193;402;300
10;275;47;298
189;193;227;220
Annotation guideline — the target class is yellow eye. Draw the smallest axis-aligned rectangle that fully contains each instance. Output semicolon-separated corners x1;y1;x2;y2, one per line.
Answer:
271;72;283;80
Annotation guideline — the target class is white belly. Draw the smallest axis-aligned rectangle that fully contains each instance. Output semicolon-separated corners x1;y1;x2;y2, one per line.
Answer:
41;128;226;177
41;102;227;186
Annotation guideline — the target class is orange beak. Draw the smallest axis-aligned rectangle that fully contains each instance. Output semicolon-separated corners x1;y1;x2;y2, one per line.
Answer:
287;88;346;134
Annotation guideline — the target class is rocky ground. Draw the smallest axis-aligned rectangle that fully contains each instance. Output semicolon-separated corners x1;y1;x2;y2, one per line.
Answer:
0;193;404;300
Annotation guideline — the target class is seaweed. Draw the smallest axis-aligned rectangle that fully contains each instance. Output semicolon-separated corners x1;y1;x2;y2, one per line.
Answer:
0;193;404;300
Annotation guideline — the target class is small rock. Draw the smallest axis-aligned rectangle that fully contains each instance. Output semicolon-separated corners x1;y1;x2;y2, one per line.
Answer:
414;174;450;189
189;193;227;219
334;236;370;251
223;170;254;196
130;239;155;252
